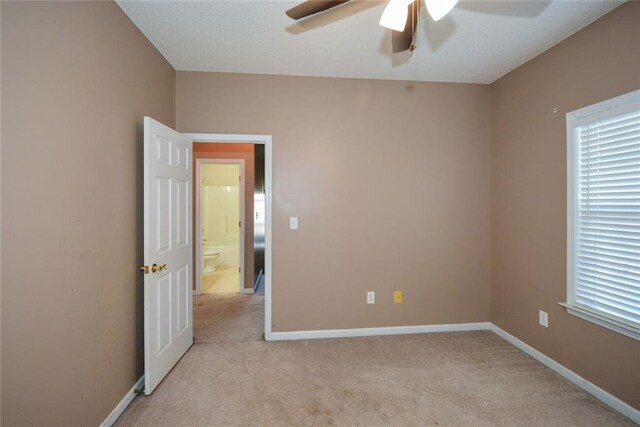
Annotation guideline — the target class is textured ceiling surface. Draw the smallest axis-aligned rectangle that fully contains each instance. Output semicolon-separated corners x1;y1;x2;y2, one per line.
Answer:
116;0;623;83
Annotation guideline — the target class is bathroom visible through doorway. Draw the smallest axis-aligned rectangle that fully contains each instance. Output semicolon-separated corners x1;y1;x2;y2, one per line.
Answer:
193;141;266;298
197;160;244;294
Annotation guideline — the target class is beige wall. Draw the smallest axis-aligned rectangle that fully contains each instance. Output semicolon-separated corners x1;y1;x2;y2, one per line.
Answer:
0;1;3;417
1;1;175;425
490;1;640;411
177;72;491;332
194;143;255;290
2;0;636;423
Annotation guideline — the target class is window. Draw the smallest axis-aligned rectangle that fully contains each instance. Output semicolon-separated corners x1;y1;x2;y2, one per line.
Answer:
565;89;640;341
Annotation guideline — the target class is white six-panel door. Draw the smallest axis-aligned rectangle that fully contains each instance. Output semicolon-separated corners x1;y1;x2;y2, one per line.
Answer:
143;117;193;395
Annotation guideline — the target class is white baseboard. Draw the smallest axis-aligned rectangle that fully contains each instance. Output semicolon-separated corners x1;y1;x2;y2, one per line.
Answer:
489;324;640;424
267;322;492;341
242;287;255;294
100;375;144;427
103;325;639;426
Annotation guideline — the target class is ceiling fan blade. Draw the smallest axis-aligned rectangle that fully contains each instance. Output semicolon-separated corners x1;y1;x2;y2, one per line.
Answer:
391;1;417;53
286;0;352;20
425;0;458;21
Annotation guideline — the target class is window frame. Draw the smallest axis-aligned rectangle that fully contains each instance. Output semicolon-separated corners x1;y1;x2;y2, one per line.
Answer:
564;89;640;341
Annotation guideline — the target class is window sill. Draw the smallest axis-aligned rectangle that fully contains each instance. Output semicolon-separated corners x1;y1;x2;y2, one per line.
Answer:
559;303;640;342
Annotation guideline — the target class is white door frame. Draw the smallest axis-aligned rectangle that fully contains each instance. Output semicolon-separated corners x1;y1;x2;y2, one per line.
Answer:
195;159;245;295
185;133;273;341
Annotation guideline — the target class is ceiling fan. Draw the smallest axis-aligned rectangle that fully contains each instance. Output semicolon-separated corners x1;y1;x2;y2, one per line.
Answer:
286;0;459;54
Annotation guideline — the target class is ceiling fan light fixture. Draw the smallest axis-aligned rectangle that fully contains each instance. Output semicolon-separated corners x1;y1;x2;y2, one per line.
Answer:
379;0;412;32
425;0;459;21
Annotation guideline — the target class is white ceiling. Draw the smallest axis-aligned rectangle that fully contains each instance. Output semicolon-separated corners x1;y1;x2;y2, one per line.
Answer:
116;0;623;84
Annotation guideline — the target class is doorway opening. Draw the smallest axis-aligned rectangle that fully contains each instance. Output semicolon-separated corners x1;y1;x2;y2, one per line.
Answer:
196;160;244;294
188;133;272;341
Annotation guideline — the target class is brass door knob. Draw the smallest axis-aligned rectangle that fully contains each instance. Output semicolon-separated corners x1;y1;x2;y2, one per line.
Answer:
151;263;167;273
140;263;167;274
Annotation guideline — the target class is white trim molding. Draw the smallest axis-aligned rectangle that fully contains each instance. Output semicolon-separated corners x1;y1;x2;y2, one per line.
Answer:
103;325;639;425
184;133;273;341
270;322;639;423
100;375;144;427
560;302;640;342
490;324;640;425
268;322;492;341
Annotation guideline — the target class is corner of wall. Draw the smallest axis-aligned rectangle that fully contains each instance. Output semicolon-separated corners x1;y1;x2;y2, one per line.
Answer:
0;0;4;420
486;1;640;411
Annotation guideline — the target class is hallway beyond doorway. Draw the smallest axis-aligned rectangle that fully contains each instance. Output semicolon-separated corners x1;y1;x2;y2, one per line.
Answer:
194;293;264;343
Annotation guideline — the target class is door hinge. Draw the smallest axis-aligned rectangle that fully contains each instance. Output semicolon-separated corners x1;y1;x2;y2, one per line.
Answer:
239;267;241;273
239;221;242;227
239;175;241;182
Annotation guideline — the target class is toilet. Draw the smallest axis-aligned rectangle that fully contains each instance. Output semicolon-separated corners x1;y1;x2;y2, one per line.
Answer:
203;246;221;273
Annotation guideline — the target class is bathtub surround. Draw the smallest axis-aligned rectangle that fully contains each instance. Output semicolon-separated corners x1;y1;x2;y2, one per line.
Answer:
201;164;241;247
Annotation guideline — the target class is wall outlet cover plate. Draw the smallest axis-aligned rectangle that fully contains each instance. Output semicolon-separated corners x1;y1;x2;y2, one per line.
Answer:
394;291;403;304
367;291;375;304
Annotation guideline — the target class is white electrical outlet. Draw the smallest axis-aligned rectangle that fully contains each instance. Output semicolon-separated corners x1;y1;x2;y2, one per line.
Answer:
367;291;375;304
539;310;549;328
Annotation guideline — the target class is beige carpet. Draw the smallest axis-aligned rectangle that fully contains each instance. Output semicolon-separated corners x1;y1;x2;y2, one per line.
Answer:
116;294;635;426
193;293;264;343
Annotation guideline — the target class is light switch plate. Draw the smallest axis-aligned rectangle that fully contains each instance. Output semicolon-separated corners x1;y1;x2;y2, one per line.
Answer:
290;216;298;230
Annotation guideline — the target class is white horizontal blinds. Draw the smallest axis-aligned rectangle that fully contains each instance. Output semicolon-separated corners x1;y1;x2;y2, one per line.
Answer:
576;109;640;327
